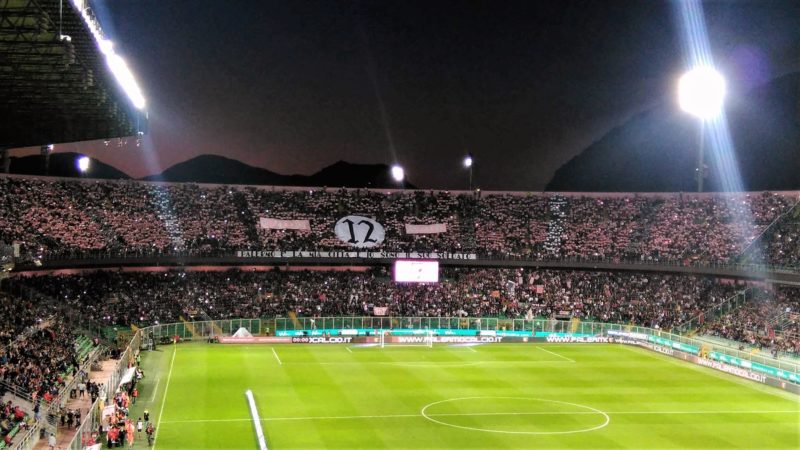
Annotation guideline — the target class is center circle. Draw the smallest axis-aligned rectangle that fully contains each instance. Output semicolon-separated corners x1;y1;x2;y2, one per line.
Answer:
420;397;610;435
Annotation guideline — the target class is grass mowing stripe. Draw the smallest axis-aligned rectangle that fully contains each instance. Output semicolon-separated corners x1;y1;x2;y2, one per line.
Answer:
618;344;800;403
149;378;161;403
144;343;798;449
159;409;800;424
152;346;177;450
535;346;576;362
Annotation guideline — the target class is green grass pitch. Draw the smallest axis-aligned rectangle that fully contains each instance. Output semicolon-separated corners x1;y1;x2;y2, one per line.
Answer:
126;343;799;449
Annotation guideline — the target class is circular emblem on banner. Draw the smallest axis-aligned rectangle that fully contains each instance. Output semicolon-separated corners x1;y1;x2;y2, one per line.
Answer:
334;216;385;248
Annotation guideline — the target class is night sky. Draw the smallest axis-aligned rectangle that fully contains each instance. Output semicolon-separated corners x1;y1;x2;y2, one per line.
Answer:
15;0;800;190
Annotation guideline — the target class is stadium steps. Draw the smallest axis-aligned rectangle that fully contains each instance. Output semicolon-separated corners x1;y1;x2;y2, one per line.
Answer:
0;421;24;449
287;310;302;329
148;186;186;248
736;198;800;264
211;321;224;337
179;316;200;339
73;335;98;363
0;388;35;415
231;191;261;245
770;311;797;332
544;196;568;257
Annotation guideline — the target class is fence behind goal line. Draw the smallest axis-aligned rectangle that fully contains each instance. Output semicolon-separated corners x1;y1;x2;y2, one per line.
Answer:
139;316;799;376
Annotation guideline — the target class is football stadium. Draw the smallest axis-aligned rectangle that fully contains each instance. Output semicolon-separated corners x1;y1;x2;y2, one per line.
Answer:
0;1;799;449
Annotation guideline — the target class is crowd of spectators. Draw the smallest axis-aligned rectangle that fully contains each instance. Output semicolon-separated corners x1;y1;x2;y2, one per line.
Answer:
1;400;29;447
740;204;800;268
12;267;758;331
0;176;796;447
0;323;78;399
701;287;800;355
0;264;795;442
11;266;796;354
1;177;798;266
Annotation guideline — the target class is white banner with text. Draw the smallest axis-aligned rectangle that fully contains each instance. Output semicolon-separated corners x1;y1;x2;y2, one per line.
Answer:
404;223;447;234
259;218;311;231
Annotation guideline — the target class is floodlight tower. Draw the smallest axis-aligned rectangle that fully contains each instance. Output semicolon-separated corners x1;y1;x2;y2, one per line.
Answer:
678;66;726;192
463;153;474;190
391;164;405;187
77;155;91;175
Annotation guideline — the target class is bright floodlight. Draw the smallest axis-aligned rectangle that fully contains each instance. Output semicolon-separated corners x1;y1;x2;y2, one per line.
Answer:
77;156;91;173
678;67;726;119
71;1;146;110
463;154;473;168
391;165;405;182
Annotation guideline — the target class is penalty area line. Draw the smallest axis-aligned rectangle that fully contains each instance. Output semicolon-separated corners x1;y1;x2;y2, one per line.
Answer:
271;347;282;365
535;346;575;362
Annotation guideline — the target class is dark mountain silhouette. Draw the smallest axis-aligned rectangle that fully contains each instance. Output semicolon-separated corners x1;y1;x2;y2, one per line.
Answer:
143;154;415;189
306;160;414;189
142;154;301;185
7;152;130;179
547;72;800;192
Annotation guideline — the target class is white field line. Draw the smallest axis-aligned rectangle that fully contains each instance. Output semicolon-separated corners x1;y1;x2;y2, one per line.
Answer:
274;360;570;365
271;347;282;365
245;390;268;450
467;346;478;353
152;346;177;450
381;344;439;348
346;347;353;353
149;378;161;403
535;346;575;362
159;409;800;424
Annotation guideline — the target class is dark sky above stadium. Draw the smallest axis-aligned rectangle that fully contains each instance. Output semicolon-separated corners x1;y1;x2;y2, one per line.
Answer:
19;0;800;190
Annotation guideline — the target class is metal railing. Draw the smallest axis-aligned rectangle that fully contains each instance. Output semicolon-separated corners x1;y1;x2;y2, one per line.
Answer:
10;422;41;450
0;379;35;405
62;396;102;450
62;331;141;450
17;246;800;274
675;288;752;334
49;313;797;450
46;345;107;418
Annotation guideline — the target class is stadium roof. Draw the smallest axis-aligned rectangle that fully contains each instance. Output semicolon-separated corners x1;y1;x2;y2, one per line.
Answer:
0;0;144;148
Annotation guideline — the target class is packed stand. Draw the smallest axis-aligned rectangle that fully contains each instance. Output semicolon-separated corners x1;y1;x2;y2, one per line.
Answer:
1;176;798;266
740;201;800;268
701;288;800;356
13;268;750;331
243;188;472;253
0;322;78;400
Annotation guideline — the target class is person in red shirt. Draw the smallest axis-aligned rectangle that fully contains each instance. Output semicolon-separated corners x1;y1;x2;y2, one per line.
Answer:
108;426;120;447
132;387;138;404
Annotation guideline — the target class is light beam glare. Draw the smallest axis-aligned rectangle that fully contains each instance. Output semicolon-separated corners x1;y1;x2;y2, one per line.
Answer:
356;13;400;168
675;0;763;266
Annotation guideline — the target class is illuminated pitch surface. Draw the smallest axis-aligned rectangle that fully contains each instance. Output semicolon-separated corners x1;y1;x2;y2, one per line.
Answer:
133;343;799;449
